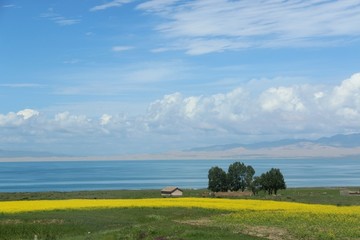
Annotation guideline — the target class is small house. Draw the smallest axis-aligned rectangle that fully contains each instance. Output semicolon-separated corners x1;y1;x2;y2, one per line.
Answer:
161;186;183;197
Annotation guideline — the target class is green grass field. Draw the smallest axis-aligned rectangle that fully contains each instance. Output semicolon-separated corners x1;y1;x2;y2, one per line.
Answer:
0;188;359;240
1;187;360;205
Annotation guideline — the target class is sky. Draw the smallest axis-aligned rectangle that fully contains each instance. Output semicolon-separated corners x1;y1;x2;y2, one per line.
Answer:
0;0;360;156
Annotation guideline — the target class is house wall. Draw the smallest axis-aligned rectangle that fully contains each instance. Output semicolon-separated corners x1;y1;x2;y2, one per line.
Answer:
170;189;183;196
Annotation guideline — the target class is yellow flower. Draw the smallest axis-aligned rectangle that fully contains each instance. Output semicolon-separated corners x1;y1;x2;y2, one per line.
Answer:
1;198;360;215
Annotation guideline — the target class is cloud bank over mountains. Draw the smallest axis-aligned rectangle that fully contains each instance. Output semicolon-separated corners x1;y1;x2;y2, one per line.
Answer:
1;73;360;155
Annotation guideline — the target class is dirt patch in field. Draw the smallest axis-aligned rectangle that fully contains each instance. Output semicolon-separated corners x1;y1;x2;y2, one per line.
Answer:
32;219;64;224
213;191;252;197
0;219;23;224
176;217;294;240
0;218;64;225
240;225;294;240
175;218;214;226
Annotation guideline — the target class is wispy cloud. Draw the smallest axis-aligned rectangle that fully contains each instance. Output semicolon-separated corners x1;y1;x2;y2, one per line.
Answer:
137;0;360;54
90;0;133;12
112;46;134;52
136;0;180;13
63;59;81;64
41;8;81;26
52;61;188;96
2;4;16;8
0;83;43;88
53;18;81;26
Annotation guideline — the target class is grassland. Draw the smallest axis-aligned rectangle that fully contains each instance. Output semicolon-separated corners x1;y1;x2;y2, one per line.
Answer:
0;188;359;240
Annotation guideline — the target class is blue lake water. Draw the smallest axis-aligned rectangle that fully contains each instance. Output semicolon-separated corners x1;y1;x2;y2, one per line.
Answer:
0;159;360;192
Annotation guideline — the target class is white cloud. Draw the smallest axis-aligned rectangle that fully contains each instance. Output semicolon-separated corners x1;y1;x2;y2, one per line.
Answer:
330;73;360;108
63;59;81;64
314;91;325;100
150;47;169;53
100;114;112;125
145;88;251;133
53;61;188;96
143;73;360;137
2;4;16;8
260;87;305;112
90;0;133;12
0;112;20;126
146;92;182;123
123;64;178;83
327;73;360;122
17;109;39;120
112;46;134;52
136;0;360;54
183;96;200;119
136;0;180;13
1;73;360;154
53;112;91;128
0;109;39;127
41;8;80;26
0;83;43;88
338;108;359;120
53;18;80;26
180;38;249;55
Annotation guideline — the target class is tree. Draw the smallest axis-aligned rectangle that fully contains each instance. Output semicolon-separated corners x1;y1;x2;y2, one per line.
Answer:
208;166;227;192
227;162;255;191
259;172;272;194
250;176;261;195
245;165;255;190
227;162;246;191
259;168;286;195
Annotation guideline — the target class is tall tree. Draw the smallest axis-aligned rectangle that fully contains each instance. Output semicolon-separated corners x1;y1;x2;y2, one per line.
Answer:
245;165;255;190
260;168;286;195
208;166;227;192
227;162;254;191
259;171;272;194
250;176;261;195
227;162;246;191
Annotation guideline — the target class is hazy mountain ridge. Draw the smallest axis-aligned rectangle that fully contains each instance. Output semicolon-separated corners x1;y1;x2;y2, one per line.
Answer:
0;149;69;158
1;133;360;161
188;133;360;152
316;133;360;147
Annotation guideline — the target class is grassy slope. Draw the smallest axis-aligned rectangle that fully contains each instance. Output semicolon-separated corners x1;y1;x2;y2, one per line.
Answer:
0;208;262;240
0;188;359;240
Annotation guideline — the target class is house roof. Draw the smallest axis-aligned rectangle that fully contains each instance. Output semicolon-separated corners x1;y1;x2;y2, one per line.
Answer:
161;186;182;193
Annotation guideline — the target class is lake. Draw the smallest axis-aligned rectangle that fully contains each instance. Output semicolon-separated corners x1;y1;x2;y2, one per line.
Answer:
0;158;360;192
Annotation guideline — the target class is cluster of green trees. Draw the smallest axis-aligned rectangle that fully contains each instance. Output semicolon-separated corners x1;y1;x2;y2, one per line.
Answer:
208;162;286;195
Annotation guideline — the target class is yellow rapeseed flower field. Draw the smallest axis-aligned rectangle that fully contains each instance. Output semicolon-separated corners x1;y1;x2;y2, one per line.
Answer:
1;198;359;239
1;197;360;214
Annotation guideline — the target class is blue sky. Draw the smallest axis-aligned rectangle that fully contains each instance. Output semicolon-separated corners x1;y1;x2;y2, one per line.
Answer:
1;0;360;156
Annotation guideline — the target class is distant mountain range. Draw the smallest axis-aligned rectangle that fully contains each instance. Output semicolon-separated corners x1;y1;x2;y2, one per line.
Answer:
0;149;68;158
1;133;360;161
188;133;360;152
